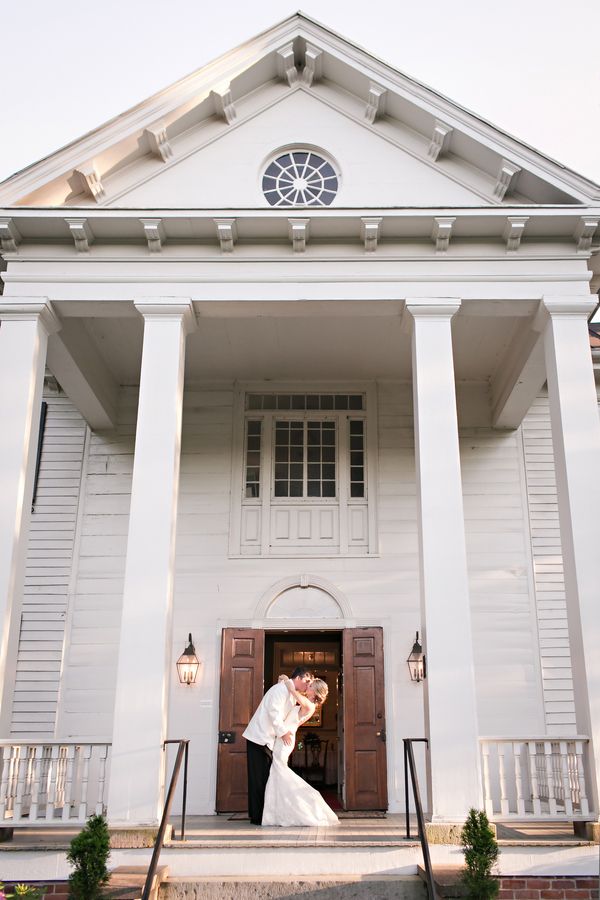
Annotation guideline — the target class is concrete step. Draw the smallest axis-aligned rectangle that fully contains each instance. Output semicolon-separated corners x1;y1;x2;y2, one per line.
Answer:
105;865;169;900
159;875;426;900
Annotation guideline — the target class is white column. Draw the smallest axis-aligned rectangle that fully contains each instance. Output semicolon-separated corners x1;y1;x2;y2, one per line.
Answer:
0;300;60;730
107;301;196;826
406;298;482;821
542;296;600;815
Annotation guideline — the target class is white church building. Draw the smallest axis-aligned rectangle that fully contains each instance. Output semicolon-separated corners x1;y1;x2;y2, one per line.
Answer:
0;13;599;840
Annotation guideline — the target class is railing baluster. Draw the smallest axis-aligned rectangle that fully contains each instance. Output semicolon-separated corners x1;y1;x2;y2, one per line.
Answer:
96;744;109;815
513;742;525;816
575;740;589;816
29;745;45;822
498;743;509;816
0;746;11;821
527;741;542;815
558;741;573;816
79;744;92;822
45;745;60;822
62;745;76;822
543;741;557;815
481;742;493;816
13;747;28;821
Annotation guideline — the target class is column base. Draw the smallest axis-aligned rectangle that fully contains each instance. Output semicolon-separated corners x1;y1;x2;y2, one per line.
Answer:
109;824;172;848
424;821;497;844
573;821;599;843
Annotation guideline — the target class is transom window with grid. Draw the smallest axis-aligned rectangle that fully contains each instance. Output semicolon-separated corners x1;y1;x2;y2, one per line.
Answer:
236;391;373;556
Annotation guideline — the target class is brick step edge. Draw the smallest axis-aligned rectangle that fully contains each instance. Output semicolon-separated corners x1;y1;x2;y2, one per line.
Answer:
417;867;599;900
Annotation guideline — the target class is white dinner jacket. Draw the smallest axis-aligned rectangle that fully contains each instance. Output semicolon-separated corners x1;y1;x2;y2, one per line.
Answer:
243;681;296;750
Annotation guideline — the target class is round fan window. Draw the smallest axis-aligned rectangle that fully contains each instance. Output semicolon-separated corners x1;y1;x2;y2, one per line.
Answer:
262;150;339;207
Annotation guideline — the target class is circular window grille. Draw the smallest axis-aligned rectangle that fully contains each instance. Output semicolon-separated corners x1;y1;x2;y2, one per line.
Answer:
262;150;339;207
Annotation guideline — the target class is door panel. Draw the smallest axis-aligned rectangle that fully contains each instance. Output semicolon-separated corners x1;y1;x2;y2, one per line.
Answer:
343;627;388;810
216;628;265;812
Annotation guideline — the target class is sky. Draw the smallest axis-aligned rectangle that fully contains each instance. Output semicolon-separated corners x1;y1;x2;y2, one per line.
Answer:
1;0;599;186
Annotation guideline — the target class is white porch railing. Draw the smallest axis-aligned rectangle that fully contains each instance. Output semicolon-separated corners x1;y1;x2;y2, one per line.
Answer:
480;737;591;820
0;742;110;826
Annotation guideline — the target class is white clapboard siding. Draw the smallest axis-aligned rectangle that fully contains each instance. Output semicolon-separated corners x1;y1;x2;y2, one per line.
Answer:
521;392;576;735
11;394;87;738
460;427;545;735
58;387;135;740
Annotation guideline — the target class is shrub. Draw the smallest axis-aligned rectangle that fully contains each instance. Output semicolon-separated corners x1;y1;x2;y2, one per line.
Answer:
66;813;111;900
460;808;500;900
0;884;47;900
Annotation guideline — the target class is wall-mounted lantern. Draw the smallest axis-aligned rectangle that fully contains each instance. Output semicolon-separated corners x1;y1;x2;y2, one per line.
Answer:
407;631;426;683
176;633;200;685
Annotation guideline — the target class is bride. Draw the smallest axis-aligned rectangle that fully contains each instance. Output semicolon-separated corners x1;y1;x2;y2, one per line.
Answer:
262;676;339;827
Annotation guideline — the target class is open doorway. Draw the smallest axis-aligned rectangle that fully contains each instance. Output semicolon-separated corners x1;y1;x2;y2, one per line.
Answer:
216;626;387;813
265;630;343;810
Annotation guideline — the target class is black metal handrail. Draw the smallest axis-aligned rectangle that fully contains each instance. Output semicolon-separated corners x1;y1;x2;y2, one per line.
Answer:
141;739;189;900
403;738;438;900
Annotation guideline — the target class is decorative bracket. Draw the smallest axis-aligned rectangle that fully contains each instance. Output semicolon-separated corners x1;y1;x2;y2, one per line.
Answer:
427;121;453;161
288;218;310;253
65;218;94;252
73;161;105;202
574;216;599;252
140;218;165;252
493;159;521;201
277;43;298;86
301;43;322;86
144;122;173;161
0;218;21;253
503;216;529;252
431;217;456;252
361;217;382;252
212;87;236;124
214;218;237;253
364;83;387;124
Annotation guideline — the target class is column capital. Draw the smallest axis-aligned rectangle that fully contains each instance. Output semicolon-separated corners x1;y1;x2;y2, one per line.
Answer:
541;296;597;320
404;297;462;319
0;299;61;335
134;299;196;336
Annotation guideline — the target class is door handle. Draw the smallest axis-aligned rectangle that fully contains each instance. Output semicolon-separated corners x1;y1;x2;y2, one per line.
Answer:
376;729;386;742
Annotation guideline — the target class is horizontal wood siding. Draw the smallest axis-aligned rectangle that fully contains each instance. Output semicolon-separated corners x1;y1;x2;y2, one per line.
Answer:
57;389;135;740
10;394;87;738
522;392;576;735
460;426;545;735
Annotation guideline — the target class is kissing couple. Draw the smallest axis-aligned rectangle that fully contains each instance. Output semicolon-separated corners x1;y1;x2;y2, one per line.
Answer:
243;666;339;826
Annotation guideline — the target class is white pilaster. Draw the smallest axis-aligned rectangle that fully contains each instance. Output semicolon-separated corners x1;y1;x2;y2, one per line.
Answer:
107;300;196;826
0;300;60;730
542;296;600;815
406;297;482;820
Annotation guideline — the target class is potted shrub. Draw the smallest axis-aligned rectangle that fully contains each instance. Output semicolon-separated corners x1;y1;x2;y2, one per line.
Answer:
66;813;111;900
460;808;500;900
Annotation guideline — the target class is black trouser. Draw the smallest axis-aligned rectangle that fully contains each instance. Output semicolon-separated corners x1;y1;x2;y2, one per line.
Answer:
246;739;272;825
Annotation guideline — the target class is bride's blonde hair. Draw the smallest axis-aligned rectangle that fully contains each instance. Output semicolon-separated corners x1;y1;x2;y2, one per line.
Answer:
311;678;328;704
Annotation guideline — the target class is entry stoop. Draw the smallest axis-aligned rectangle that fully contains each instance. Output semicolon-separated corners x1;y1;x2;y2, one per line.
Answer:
159;875;426;900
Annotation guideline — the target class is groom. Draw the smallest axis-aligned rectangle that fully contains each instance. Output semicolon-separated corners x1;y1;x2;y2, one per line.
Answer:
243;666;313;825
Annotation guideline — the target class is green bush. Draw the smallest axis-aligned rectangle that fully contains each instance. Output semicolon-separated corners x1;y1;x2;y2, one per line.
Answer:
66;814;111;900
460;808;500;900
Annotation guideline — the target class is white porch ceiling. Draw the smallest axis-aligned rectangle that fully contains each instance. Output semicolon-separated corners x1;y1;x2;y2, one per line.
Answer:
79;305;522;384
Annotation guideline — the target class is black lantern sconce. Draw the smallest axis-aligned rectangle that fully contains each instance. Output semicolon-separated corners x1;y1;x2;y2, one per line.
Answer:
407;631;426;683
176;633;200;686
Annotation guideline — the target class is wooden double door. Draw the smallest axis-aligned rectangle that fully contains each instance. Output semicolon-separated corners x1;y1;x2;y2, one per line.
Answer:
216;627;388;812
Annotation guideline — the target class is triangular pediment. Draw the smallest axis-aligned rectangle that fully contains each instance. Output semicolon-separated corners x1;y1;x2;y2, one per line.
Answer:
109;90;492;209
1;12;598;208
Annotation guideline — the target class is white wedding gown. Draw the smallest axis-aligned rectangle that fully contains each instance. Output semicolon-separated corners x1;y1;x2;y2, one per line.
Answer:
262;706;339;827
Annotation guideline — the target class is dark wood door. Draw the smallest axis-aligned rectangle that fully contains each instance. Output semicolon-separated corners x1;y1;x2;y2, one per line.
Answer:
343;627;388;810
215;627;265;812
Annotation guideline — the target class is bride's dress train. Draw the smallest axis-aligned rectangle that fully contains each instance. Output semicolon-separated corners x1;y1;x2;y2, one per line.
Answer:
262;707;339;827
